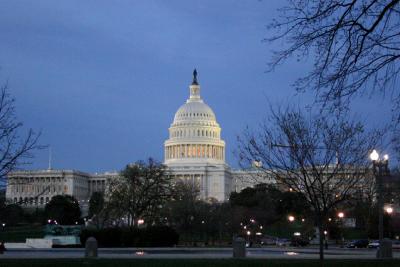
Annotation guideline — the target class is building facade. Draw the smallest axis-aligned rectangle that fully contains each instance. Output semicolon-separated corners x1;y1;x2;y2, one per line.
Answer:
6;169;118;208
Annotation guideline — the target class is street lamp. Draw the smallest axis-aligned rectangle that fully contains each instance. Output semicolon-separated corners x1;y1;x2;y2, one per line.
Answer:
337;212;345;247
370;149;391;259
385;207;393;214
246;230;251;246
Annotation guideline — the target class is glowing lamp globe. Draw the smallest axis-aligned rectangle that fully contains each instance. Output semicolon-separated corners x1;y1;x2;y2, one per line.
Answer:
370;150;379;161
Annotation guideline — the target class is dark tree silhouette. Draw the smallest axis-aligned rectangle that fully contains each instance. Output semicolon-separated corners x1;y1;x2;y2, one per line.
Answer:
44;195;81;225
0;83;41;188
267;0;400;131
238;106;380;260
107;158;172;228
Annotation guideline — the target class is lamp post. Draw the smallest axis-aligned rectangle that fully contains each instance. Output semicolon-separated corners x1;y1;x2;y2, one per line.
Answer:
337;212;345;247
370;150;391;259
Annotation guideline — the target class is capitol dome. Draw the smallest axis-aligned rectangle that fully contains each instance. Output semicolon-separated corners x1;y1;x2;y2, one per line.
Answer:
173;101;216;125
164;70;225;164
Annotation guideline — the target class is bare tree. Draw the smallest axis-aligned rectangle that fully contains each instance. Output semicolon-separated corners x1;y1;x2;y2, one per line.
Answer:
267;0;400;119
238;106;380;260
107;158;172;228
0;83;41;188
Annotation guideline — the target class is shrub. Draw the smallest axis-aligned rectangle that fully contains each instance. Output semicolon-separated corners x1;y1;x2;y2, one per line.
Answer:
80;226;179;247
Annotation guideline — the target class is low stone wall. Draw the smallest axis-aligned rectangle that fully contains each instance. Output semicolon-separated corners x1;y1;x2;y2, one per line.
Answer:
26;238;53;248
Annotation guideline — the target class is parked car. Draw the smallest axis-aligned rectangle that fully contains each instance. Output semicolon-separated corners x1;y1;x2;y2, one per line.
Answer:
347;239;369;248
260;236;277;246
368;240;379;248
276;238;291;246
392;240;400;249
291;237;309;247
309;238;320;245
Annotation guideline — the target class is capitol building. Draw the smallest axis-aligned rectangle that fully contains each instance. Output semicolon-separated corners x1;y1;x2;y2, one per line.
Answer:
164;70;233;201
5;70;272;207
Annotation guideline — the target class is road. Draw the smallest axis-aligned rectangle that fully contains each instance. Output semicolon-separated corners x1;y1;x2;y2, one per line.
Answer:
1;247;399;259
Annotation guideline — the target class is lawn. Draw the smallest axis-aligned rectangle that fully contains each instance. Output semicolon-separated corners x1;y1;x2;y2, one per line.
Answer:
0;225;43;242
0;259;399;267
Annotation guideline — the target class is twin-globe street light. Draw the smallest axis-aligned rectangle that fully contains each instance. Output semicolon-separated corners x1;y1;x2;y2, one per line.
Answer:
370;149;392;259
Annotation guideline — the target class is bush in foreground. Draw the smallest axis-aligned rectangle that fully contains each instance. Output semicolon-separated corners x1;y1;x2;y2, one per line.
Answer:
80;226;179;247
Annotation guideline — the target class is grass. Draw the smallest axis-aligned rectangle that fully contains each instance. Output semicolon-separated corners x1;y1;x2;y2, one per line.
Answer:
0;225;43;242
0;259;400;267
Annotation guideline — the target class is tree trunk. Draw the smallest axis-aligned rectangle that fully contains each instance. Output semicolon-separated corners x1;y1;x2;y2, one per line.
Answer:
318;222;325;261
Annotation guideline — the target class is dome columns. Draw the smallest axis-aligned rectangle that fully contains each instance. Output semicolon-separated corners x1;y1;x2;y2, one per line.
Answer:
165;144;225;161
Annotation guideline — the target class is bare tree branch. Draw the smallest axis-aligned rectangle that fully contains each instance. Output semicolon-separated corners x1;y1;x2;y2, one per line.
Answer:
0;82;43;188
267;0;400;124
237;105;381;260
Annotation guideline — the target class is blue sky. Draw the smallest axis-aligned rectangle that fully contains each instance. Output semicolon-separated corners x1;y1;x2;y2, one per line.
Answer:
0;0;393;172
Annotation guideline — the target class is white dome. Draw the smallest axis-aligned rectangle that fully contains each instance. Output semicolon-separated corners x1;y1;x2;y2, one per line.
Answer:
173;101;216;124
164;70;225;165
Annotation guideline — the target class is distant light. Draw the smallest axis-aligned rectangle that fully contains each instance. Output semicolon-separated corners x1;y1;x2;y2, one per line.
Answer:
328;218;332;222
324;230;328;235
1;223;5;227
137;219;144;225
243;226;247;229
288;215;295;222
201;220;205;224
247;231;251;236
386;207;393;214
301;218;305;222
370;150;379;161
383;154;389;161
250;219;255;223
294;232;301;236
256;232;262;236
338;212;344;218
259;226;263;229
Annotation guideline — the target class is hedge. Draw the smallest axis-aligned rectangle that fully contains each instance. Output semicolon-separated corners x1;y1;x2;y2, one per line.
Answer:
80;226;179;247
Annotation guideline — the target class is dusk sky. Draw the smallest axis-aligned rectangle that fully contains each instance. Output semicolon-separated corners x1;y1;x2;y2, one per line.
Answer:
0;0;393;173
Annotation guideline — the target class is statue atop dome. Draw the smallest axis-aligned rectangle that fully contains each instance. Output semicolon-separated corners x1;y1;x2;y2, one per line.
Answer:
192;69;198;85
